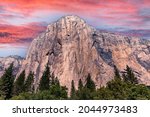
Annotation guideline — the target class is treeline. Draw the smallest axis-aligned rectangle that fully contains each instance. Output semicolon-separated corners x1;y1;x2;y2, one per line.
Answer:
0;63;150;100
0;64;67;100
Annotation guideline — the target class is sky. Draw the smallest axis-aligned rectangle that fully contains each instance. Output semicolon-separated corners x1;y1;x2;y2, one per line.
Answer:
0;0;150;57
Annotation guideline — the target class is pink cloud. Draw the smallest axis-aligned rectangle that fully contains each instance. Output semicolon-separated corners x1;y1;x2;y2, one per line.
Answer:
0;0;149;34
0;23;46;44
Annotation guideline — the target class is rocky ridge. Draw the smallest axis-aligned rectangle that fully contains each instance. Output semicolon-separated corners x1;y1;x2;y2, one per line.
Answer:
18;15;150;90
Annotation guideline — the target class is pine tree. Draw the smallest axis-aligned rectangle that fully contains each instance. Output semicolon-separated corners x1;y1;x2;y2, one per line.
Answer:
50;73;60;87
0;63;14;99
14;70;25;95
39;64;50;91
76;79;83;99
54;77;60;87
114;65;121;80
51;72;55;86
24;71;34;93
107;78;129;99
123;66;138;84
85;74;96;91
70;80;76;99
46;75;68;99
78;79;83;90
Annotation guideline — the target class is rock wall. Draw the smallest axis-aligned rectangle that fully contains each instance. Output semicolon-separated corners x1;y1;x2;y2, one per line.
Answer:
18;15;150;90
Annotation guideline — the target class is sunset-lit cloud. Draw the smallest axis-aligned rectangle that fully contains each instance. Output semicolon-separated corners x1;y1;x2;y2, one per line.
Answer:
0;0;149;29
0;0;149;56
0;22;46;44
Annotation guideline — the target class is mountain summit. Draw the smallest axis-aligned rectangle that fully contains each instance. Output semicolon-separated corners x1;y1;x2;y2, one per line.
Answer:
18;15;150;90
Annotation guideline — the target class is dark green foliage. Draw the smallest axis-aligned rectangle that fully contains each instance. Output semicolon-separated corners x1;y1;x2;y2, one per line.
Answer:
0;65;93;100
94;87;114;100
12;86;68;100
114;65;121;80
106;79;131;99
51;72;55;85
76;74;96;100
35;85;68;100
0;63;14;99
77;87;91;100
52;77;60;86
49;74;68;99
70;80;76;99
48;85;68;99
39;64;50;91
11;92;34;100
123;65;138;84
128;84;150;100
94;80;150;100
78;79;83;90
76;79;84;99
24;72;34;93
85;73;96;91
147;86;150;89
33;90;56;100
1;62;150;100
13;70;25;96
51;73;60;87
11;73;68;100
94;66;150;100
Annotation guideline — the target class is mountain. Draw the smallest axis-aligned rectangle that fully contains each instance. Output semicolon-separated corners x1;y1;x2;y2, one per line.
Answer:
18;15;150;90
0;55;23;77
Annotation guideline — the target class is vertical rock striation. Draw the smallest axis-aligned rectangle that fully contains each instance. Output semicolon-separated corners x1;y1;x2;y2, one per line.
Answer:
18;15;150;90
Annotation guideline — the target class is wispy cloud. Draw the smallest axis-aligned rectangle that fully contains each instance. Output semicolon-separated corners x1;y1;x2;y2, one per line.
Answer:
0;0;149;29
0;22;46;44
0;0;149;48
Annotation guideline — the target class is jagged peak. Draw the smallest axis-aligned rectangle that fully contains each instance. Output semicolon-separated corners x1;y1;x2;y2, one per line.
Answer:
47;15;93;28
58;15;86;23
60;15;82;19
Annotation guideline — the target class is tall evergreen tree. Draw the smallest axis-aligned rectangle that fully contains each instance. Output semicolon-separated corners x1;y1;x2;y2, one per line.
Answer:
76;79;83;99
0;63;14;99
76;74;96;99
123;66;138;84
49;73;60;87
49;76;68;99
85;74;96;91
70;80;76;99
114;65;121;80
54;77;60;87
24;71;34;93
51;72;55;86
13;70;25;95
39;64;50;91
78;79;83;90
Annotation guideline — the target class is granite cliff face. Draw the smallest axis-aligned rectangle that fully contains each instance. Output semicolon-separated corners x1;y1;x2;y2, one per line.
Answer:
18;15;150;90
0;55;23;77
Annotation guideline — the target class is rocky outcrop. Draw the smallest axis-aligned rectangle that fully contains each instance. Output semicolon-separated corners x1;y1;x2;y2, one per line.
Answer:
18;15;150;90
0;55;23;77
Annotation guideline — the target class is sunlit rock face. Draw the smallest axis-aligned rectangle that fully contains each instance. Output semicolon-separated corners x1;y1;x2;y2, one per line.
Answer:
0;55;23;77
18;15;150;90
